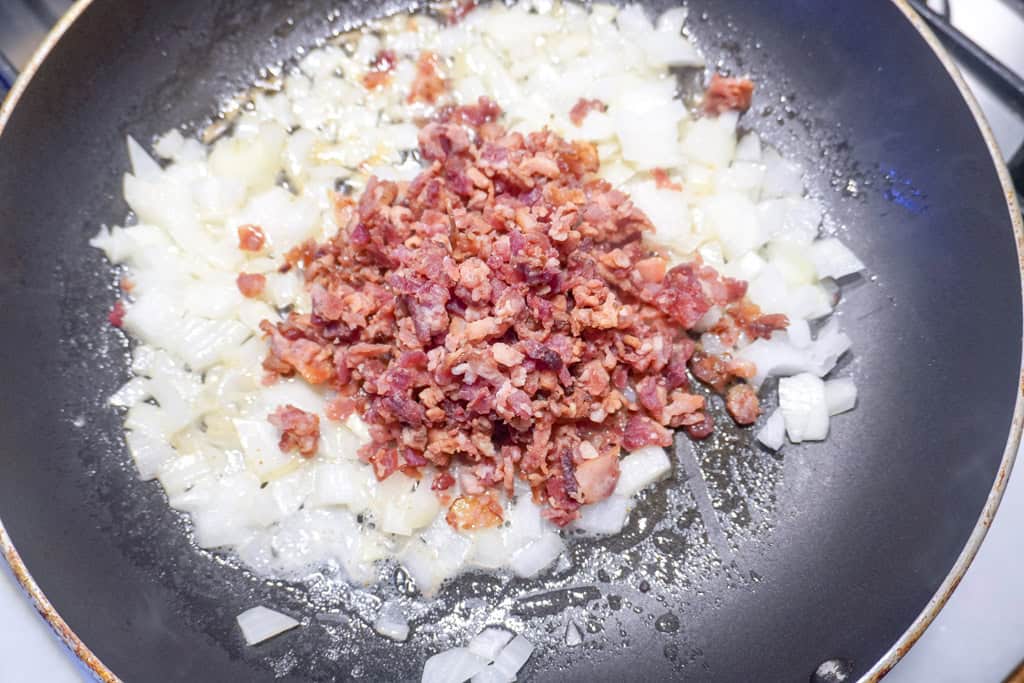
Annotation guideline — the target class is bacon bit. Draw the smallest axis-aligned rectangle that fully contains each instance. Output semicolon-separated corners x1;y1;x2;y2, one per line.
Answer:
362;71;391;89
237;224;267;252
747;313;789;340
441;0;477;25
703;73;755;115
119;276;135;293
431;471;455;491
325;395;356;421
372;49;397;72
569;97;608;126
268;404;320;458
446;492;504;530
726;383;761;425
683;412;715;439
623;415;673;451
257;80;786;524
362;48;398;89
636;256;667;283
330;192;357;228
573;451;620;504
407;51;447;104
652;167;683;191
236;272;266;298
108;300;126;328
282;239;317;272
259;320;334;384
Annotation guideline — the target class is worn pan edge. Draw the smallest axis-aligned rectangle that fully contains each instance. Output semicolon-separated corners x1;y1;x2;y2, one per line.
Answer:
862;1;1024;680
0;1;1020;681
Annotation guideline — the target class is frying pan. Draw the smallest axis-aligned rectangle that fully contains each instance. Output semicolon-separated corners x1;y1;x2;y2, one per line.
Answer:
1;1;1021;681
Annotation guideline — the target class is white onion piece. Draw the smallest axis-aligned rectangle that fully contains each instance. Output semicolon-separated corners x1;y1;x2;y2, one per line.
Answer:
785;318;812;349
153;130;185;160
756;409;786;451
808;319;852;376
470;666;508;683
236;605;299;645
565;621;583;646
824;378;858;415
468;627;514;661
491;635;535;681
374;601;410;641
109;377;150;408
510;531;564;578
655;7;688;34
779;373;829;443
573;495;630;535
760;147;804;198
125;430;175;480
614;446;672;497
422;648;489;683
734;132;762;162
810;238;866;279
127;135;162;181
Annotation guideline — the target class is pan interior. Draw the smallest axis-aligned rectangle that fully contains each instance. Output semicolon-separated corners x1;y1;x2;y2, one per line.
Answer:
0;1;1018;681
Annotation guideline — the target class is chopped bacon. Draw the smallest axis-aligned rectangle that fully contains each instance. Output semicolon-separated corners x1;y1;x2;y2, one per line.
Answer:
652;168;682;191
108;300;126;328
431;471;455;491
362;49;398;89
407;51;447;104
362;71;391;89
573;451;620;504
569;97;607;126
446;493;504;530
268;405;320;458
703;74;755;115
726;383;761;425
683;412;714;440
256;73;785;522
451;0;477;24
372;49;397;72
623;415;673;451
636;256;667;283
237;224;266;252
236;272;266;298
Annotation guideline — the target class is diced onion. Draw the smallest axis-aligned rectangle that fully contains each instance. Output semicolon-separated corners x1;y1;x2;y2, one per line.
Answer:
779;373;830;443
565;621;583;646
491;635;535;680
422;648;489;683
573;495;630;535
510;531;564;578
614;446;672;497
756;409;786;451
810;238;866;279
824;378;858;415
126;135;162;181
468;627;514;661
374;600;410;641
236;605;299;645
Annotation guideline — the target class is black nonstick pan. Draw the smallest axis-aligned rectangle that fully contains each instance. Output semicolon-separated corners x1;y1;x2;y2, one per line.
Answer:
1;1;1021;681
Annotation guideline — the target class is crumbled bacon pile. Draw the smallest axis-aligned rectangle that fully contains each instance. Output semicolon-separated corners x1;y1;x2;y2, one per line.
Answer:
260;97;785;526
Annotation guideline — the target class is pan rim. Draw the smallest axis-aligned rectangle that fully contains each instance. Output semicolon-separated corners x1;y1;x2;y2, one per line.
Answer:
0;1;1020;681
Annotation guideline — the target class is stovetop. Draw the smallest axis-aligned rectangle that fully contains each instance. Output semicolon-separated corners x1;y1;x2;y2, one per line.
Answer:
1;1;1022;681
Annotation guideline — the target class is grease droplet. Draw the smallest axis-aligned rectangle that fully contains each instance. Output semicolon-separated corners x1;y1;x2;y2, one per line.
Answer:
655;612;680;633
811;658;854;683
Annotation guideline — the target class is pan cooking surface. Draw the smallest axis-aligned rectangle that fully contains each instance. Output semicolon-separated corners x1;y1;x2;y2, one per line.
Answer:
0;1;1019;681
